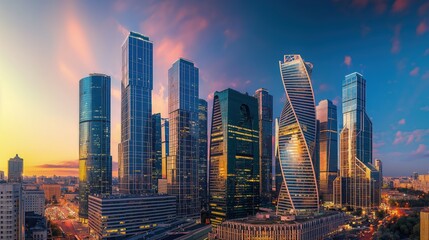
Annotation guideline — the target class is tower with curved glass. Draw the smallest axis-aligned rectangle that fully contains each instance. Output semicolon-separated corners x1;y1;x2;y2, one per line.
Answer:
79;73;112;221
277;54;319;216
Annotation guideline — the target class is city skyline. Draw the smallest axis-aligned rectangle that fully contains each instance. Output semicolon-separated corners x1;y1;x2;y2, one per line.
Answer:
1;0;429;177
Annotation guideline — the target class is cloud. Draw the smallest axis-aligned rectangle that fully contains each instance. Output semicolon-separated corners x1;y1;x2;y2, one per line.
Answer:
332;96;340;106
418;2;429;16
36;160;78;169
352;0;369;8
398;118;406;125
392;0;409;13
115;21;129;38
420;106;429;111
344;55;352;66
152;83;168;117
409;67;420;76
393;129;429;145
373;141;386;148
413;144;427;155
422;71;429;80
391;25;401;54
417;21;428;35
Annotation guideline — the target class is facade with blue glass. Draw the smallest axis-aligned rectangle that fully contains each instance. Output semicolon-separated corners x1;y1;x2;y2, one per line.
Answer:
79;73;112;220
167;58;200;218
209;88;260;226
152;113;162;193
119;32;153;194
333;72;380;209
277;54;319;216
316;99;338;203
198;99;208;209
161;118;169;179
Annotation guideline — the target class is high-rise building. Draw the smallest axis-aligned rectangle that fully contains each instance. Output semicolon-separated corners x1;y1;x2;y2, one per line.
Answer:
421;208;429;240
0;181;25;239
0;170;4;180
333;72;381;209
277;54;319;216
273;118;283;205
316;99;338;203
198;99;208;210
209;88;260;226
375;159;383;188
254;88;273;207
88;194;176;239
152;113;162;192
23;190;45;216
161;118;169;179
79;74;112;220
118;31;153;194
167;58;200;218
8;154;23;183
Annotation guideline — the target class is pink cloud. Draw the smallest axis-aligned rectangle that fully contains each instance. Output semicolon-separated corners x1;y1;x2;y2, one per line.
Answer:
417;21;428;35
392;0;409;13
393;129;429;145
391;25;401;54
393;131;404;145
418;2;429;16
332;96;340;106
398;118;406;125
414;144;427;155
374;0;387;14
116;21;129;38
352;0;369;8
409;67;420;76
422;71;429;80
344;56;352;66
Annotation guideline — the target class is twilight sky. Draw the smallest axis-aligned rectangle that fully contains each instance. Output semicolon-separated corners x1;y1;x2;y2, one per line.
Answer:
0;0;428;177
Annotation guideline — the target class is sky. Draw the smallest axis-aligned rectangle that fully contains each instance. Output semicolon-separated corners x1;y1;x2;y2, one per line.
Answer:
0;0;428;177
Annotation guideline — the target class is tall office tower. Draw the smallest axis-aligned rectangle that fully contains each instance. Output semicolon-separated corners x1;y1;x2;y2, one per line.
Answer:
277;54;319;216
333;72;380;209
79;74;112;221
198;99;208;209
8;154;23;183
118;32;153;194
0;182;25;239
209;88;260;226
161;118;169;179
375;159;383;187
152;113;162;192
273;118;283;204
316;99;338;203
254;88;273;207
167;58;200;218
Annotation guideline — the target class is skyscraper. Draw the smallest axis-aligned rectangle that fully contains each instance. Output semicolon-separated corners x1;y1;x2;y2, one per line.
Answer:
316;99;338;203
79;73;112;220
0;182;25;240
209;88;259;226
254;88;273;207
198;99;208;209
152;113;162;192
333;72;380;209
161;118;169;179
8;154;23;183
167;58;200;218
277;54;319;216
119;32;153;194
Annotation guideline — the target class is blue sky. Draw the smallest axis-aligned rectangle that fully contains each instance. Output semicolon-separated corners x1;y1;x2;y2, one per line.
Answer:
0;0;428;176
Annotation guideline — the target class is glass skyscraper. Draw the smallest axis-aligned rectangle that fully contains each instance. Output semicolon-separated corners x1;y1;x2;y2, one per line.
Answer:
152;113;162;192
198;99;208;209
209;88;260;226
118;32;153;194
167;58;200;218
79;74;112;220
8;154;23;183
161;118;169;179
333;72;380;209
316;99;338;203
254;88;273;207
277;54;319;216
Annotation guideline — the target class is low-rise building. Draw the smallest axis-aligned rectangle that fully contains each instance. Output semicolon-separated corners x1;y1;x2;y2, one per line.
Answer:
23;190;45;215
41;184;61;202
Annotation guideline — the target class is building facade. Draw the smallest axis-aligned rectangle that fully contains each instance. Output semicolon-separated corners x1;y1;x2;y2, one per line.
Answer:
333;72;381;210
23;190;45;216
161;118;169;179
88;194;176;239
277;54;319;216
421;208;429;240
316;99;338;203
0;182;25;240
167;58;200;218
40;184;61;202
198;99;208;210
79;74;112;220
118;31;153;194
254;88;273;207
209;88;260;226
8;154;23;183
152;113;163;193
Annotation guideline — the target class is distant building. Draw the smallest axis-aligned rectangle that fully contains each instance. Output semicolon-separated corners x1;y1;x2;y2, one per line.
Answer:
24;212;47;240
316;99;338;203
0;170;4;180
198;99;208;210
333;72;381;210
23;190;45;216
0;181;25;239
167;58;200;218
152;113;163;193
142;219;211;240
8;154;23;183
254;88;273;207
158;179;167;194
41;184;61;202
421;208;429;240
79;73;112;220
88;194;176;239
209;88;260;226
210;212;347;240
